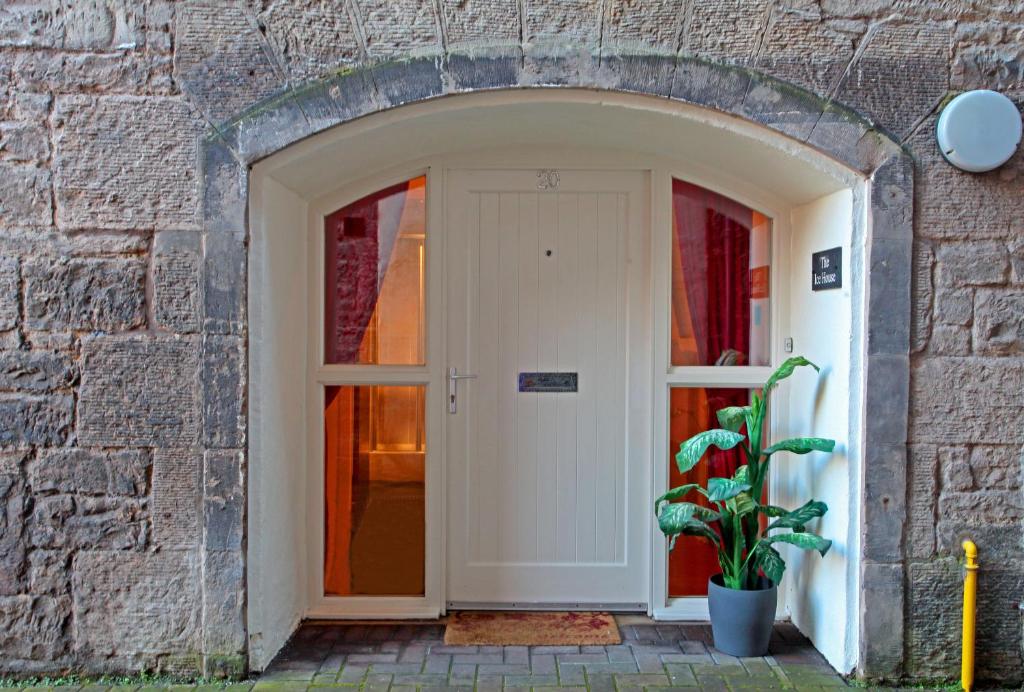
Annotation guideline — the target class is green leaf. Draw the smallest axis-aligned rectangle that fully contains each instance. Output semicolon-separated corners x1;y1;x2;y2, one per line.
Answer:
725;491;757;517
716;406;750;433
752;542;786;585
656;503;721;546
760;504;788;518
706;477;752;503
766;531;832;557
763;437;836;456
767;500;828;531
675;429;745;474
763;356;819;395
654;484;700;514
732;465;750;485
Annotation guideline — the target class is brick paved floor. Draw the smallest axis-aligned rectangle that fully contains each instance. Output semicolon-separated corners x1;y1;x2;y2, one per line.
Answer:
254;616;855;691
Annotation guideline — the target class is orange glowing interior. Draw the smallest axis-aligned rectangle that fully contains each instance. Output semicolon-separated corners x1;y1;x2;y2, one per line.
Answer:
323;177;427;597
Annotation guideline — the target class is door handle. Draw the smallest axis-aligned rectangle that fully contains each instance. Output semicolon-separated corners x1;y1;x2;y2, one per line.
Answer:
448;366;477;414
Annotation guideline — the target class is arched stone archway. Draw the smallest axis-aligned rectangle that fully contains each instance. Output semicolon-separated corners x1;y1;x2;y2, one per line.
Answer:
197;51;912;679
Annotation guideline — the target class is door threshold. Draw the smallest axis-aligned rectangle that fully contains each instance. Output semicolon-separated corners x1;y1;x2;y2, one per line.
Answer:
447;601;647;611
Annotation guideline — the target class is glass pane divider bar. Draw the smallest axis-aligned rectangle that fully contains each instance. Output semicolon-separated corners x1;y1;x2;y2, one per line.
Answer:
316;368;433;385
664;366;773;387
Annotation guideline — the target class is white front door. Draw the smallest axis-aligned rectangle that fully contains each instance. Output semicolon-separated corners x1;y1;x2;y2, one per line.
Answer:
445;168;650;607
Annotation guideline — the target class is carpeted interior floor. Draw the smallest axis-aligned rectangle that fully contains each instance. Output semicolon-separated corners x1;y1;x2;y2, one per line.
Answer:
444;611;621;646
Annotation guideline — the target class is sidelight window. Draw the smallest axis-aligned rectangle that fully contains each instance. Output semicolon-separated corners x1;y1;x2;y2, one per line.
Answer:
320;176;428;598
662;178;774;600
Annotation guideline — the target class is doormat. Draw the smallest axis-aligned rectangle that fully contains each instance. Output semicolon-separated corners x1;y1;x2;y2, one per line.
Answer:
444;611;621;646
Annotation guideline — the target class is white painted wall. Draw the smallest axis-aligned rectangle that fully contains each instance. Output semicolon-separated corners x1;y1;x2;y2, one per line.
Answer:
776;188;858;673
248;177;310;670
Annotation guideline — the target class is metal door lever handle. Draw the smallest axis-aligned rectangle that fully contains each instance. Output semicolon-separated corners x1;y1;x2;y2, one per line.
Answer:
448;367;477;414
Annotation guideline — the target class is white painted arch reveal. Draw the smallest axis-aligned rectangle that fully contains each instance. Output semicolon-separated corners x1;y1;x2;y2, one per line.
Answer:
247;90;867;673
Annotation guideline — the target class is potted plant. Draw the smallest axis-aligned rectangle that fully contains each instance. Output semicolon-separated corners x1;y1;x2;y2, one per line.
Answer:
654;356;835;657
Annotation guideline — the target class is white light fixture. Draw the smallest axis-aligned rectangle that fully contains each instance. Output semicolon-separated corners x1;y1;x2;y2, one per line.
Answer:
936;90;1022;173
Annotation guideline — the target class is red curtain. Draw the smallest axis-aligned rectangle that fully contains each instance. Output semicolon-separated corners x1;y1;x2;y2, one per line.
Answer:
672;180;752;366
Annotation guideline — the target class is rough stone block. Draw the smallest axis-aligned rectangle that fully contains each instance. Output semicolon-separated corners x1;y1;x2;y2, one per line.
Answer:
24;256;146;332
603;0;684;49
834;22;951;139
935;241;1008;287
685;0;768;62
442;0;519;46
861;443;906;562
0;162;51;228
867;236;912;356
201;138;246;236
859;561;904;678
0;394;73;447
0;122;49;163
755;12;863;96
952;21;1024;92
153;231;202;333
973;289;1024;354
174;0;286;123
910;357;1024;444
968;445;1021;490
204;450;244;552
203;335;245;449
0;350;75;393
0;257;17;331
938;445;972;491
53;95;203;230
204;229;247;335
202;549;246;655
0;468;26;595
0;595;69;662
30;449;150;497
934;287;973;326
79;336;201;447
62;0;145;51
30;494;147;551
805;105;882;174
13;49;170;96
257;0;361;81
864;354;909;444
907;444;937;559
910;241;934;353
152;449;201;549
27;550;68;596
72;551;199;656
0;3;62;48
524;0;601;43
907;558;960;677
358;0;441;59
925;324;971;355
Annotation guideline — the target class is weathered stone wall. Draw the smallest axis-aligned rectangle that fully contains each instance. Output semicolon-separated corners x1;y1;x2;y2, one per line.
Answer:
0;0;1021;683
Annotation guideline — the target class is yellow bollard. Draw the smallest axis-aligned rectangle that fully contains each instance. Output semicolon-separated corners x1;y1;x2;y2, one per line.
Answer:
961;540;978;692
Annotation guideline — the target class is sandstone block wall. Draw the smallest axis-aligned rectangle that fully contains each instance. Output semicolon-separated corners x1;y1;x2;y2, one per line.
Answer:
0;0;1021;683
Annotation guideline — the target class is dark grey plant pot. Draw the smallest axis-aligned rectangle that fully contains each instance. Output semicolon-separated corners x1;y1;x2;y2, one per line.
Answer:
707;574;778;657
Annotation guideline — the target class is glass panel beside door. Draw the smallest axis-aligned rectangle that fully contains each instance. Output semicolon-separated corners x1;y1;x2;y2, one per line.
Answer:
320;176;429;600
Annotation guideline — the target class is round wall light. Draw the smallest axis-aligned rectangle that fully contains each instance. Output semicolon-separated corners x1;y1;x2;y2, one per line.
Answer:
936;90;1022;172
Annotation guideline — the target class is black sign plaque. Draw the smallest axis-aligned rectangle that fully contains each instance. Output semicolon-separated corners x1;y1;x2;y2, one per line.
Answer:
811;247;842;291
518;372;578;393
